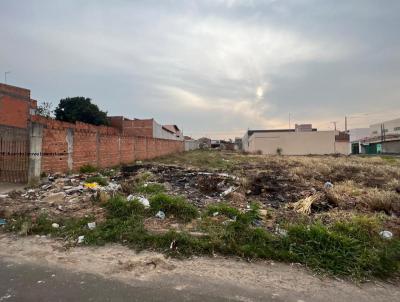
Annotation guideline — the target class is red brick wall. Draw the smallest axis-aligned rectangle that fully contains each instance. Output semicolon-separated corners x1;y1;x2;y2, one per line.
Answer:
0;96;30;129
31;116;184;173
122;119;153;137
41;127;70;173
72;131;98;169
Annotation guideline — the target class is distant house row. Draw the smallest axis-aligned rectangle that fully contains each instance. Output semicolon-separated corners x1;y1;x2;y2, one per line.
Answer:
349;118;400;154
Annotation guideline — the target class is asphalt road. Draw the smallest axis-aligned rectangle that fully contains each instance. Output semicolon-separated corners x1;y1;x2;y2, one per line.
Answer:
0;259;269;302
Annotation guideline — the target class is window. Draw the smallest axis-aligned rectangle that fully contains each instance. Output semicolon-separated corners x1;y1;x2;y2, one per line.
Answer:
394;127;400;131
372;131;378;135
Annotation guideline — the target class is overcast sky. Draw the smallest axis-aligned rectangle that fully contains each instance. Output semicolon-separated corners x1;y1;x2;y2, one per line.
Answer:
1;0;400;138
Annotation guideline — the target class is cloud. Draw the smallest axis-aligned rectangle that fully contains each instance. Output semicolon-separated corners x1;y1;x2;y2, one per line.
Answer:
1;1;399;139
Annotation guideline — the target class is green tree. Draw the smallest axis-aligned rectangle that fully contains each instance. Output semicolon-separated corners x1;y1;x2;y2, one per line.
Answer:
54;97;108;126
36;101;53;118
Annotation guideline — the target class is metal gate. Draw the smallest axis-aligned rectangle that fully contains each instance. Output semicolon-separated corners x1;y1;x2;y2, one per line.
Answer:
0;125;29;183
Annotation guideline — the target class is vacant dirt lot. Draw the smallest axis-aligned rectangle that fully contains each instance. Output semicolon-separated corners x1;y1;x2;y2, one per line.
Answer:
1;150;399;281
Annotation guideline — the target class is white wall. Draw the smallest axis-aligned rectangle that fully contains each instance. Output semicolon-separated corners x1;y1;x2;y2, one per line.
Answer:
369;118;400;137
152;120;183;141
242;132;250;151
185;140;200;151
248;131;349;155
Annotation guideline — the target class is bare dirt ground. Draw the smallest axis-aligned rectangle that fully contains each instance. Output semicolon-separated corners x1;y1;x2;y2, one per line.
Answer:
0;233;399;302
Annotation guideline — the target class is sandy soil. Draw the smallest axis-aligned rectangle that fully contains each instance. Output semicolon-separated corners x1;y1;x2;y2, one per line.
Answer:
0;233;398;302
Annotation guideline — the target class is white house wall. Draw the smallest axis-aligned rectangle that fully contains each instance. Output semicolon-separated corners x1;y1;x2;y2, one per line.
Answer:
152;120;183;141
248;131;349;155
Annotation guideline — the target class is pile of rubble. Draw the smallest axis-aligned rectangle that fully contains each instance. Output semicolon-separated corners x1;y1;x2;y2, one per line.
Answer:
0;172;122;220
0;162;336;225
124;164;241;207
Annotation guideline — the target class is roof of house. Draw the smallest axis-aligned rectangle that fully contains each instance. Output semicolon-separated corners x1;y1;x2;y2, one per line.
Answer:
161;126;176;134
163;124;180;133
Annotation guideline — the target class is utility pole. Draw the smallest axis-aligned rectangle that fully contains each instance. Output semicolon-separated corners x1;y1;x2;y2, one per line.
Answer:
345;116;348;133
289;113;291;130
331;121;337;153
4;71;11;84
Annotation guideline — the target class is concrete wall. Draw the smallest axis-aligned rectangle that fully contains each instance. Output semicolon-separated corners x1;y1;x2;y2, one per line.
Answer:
248;131;349;155
153;120;183;141
242;132;250;151
382;140;400;154
184;140;200;151
370;118;400;136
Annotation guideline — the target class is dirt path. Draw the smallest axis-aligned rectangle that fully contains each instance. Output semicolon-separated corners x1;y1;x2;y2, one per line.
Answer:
0;234;398;302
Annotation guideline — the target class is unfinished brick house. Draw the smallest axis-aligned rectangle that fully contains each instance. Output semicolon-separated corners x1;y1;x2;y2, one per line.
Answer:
108;116;183;141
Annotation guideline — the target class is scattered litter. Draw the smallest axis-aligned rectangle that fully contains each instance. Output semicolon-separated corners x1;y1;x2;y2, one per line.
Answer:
212;212;219;217
87;222;96;230
220;186;236;197
77;235;85;244
170;240;177;250
252;219;264;227
222;219;236;225
65;185;83;194
84;182;99;190
136;196;150;208
41;192;66;203
0;194;8;199
0;219;6;225
155;211;166;220
103;182;121;192
275;226;288;237
324;181;334;189
379;230;393;240
51;223;59;229
37;280;45;284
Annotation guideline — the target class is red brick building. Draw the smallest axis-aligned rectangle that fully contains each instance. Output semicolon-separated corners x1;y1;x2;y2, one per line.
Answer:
0;83;37;129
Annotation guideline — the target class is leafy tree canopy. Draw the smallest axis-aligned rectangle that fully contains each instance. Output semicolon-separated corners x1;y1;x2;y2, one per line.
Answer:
54;97;108;126
36;101;53;118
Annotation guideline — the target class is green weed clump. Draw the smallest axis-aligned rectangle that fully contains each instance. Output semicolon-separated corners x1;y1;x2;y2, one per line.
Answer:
105;195;147;218
281;217;400;279
85;176;108;186
79;164;97;173
135;183;165;195
150;193;199;222
204;203;240;219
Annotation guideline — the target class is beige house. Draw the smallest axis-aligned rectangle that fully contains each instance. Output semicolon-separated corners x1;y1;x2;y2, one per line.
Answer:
242;125;349;155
